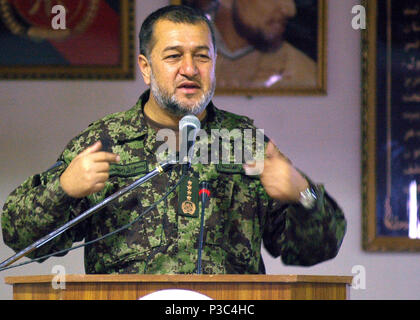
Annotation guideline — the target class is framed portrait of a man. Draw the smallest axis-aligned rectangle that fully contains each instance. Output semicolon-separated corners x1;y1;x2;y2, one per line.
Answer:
171;0;327;96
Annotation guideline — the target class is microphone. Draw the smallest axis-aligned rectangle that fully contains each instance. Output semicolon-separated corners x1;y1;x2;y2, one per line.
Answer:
179;114;201;173
197;181;211;274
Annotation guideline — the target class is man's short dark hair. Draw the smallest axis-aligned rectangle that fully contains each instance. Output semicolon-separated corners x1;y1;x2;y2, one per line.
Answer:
139;5;216;58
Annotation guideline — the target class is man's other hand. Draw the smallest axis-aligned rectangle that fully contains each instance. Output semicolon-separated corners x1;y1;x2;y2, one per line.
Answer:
244;140;308;202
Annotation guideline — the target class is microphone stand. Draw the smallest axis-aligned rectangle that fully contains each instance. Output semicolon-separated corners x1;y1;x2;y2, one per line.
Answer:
196;202;206;274
197;181;210;274
0;161;177;271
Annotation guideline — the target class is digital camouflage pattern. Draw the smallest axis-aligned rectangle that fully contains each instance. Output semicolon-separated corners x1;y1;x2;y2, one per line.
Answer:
1;90;346;274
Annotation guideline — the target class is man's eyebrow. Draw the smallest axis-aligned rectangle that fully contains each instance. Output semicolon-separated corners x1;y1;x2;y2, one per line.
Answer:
162;45;211;52
195;45;211;51
162;46;182;52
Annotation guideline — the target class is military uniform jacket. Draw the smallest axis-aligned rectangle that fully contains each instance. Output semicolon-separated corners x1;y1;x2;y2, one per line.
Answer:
2;91;346;274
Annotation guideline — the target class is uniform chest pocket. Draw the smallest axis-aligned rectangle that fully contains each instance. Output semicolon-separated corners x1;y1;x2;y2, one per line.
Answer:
93;196;168;268
204;165;262;245
91;170;169;266
203;175;234;246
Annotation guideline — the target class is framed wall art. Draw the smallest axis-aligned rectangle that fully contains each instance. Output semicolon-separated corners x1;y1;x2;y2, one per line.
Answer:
171;0;327;96
0;0;135;80
362;0;420;251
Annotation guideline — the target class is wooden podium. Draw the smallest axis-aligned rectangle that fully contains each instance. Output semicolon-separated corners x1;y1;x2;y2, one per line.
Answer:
5;274;352;300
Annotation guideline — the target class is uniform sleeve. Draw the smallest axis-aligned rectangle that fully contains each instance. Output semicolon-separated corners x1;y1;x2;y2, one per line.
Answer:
262;176;347;267
1;157;89;261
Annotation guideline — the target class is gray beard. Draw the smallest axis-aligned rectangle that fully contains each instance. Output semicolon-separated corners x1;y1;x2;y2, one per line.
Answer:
150;71;215;116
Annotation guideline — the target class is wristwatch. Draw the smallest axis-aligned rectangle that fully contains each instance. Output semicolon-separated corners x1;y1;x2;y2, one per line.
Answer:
299;186;317;210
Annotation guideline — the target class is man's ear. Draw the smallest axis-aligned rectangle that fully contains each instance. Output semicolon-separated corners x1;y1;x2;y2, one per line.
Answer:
138;54;151;85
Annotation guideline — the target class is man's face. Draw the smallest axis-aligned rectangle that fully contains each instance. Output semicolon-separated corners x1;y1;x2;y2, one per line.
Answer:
142;20;216;116
232;0;296;51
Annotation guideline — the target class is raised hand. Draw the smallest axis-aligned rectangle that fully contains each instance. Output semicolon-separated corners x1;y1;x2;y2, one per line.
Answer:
59;141;120;198
244;140;308;202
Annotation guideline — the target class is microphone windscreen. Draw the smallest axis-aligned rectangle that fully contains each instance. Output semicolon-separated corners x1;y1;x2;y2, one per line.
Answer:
179;114;201;131
179;115;201;165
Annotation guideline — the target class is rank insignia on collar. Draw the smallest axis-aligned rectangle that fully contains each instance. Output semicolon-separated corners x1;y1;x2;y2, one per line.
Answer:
216;164;243;173
109;161;148;177
178;176;199;218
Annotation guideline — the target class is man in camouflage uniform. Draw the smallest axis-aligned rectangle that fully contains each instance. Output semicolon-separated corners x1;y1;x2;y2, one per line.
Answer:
1;5;346;274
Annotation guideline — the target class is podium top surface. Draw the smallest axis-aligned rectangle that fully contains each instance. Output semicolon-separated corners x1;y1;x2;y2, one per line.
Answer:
5;274;353;285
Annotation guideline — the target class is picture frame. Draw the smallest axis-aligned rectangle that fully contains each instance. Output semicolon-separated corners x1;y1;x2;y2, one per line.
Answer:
171;0;327;96
362;0;420;251
0;0;135;80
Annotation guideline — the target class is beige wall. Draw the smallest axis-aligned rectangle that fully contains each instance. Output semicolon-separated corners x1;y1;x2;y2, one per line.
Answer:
1;0;419;300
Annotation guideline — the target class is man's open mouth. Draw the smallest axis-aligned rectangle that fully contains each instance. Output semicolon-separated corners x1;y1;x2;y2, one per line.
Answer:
178;82;201;89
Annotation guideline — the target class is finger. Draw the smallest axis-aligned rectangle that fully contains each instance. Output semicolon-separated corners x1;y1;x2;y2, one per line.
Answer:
94;162;111;173
244;160;256;167
260;158;274;176
91;151;120;163
93;172;110;184
265;140;278;159
266;140;290;163
243;160;264;176
78;141;102;157
91;182;106;194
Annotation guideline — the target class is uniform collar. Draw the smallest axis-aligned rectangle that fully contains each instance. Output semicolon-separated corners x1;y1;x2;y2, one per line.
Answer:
113;90;151;143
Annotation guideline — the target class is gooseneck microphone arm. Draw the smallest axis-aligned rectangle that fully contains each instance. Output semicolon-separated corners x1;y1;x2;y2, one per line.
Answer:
0;161;177;270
